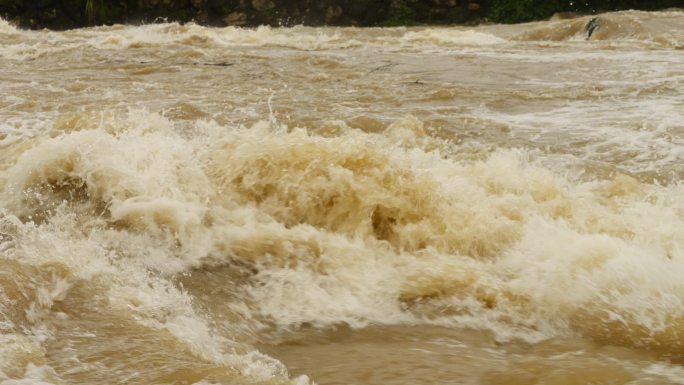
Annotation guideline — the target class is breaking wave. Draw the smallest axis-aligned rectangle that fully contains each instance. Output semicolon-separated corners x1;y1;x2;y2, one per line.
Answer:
2;109;684;383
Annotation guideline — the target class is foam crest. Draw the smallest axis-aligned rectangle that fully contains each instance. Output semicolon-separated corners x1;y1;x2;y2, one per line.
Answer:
517;15;648;42
0;112;313;384
402;29;506;46
79;23;361;51
83;23;214;49
3;109;684;376
514;11;683;46
205;119;529;260
0;335;45;379
212;25;362;50
0;22;506;58
193;116;684;350
0;363;60;385
2;112;211;243
0;18;19;35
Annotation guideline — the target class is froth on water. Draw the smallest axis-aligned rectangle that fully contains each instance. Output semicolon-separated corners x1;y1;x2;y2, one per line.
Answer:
1;9;684;385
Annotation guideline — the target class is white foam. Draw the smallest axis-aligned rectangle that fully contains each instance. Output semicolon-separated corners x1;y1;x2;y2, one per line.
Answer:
0;18;19;35
0;363;59;385
0;12;683;378
402;29;506;46
644;363;684;384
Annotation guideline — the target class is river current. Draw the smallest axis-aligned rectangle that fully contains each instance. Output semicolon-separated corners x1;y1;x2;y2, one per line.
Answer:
1;9;684;385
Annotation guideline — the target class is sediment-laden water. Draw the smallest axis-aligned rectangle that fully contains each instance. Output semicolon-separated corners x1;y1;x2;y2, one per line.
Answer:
1;9;684;385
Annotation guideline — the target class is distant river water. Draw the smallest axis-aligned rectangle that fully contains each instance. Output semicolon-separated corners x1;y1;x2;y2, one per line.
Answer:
1;9;684;385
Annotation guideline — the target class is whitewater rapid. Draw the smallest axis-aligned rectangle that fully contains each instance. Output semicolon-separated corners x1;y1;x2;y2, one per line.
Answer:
1;9;684;385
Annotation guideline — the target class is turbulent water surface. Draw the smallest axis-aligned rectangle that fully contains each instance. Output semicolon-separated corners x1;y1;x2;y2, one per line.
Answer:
1;9;684;385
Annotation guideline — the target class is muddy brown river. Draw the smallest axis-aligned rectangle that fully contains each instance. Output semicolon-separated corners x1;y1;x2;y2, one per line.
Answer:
1;9;684;385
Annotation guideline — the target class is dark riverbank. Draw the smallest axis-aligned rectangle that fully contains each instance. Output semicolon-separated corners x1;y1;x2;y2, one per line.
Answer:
0;0;681;30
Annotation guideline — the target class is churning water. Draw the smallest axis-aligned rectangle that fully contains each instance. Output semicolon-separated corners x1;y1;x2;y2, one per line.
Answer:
1;9;684;385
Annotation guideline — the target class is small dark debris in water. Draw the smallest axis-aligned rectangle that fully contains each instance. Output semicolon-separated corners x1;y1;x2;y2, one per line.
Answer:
201;62;235;67
366;62;396;75
585;17;600;40
131;60;234;66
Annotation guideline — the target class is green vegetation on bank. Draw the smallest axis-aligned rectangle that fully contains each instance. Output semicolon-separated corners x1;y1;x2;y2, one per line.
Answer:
0;0;680;29
384;3;418;27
